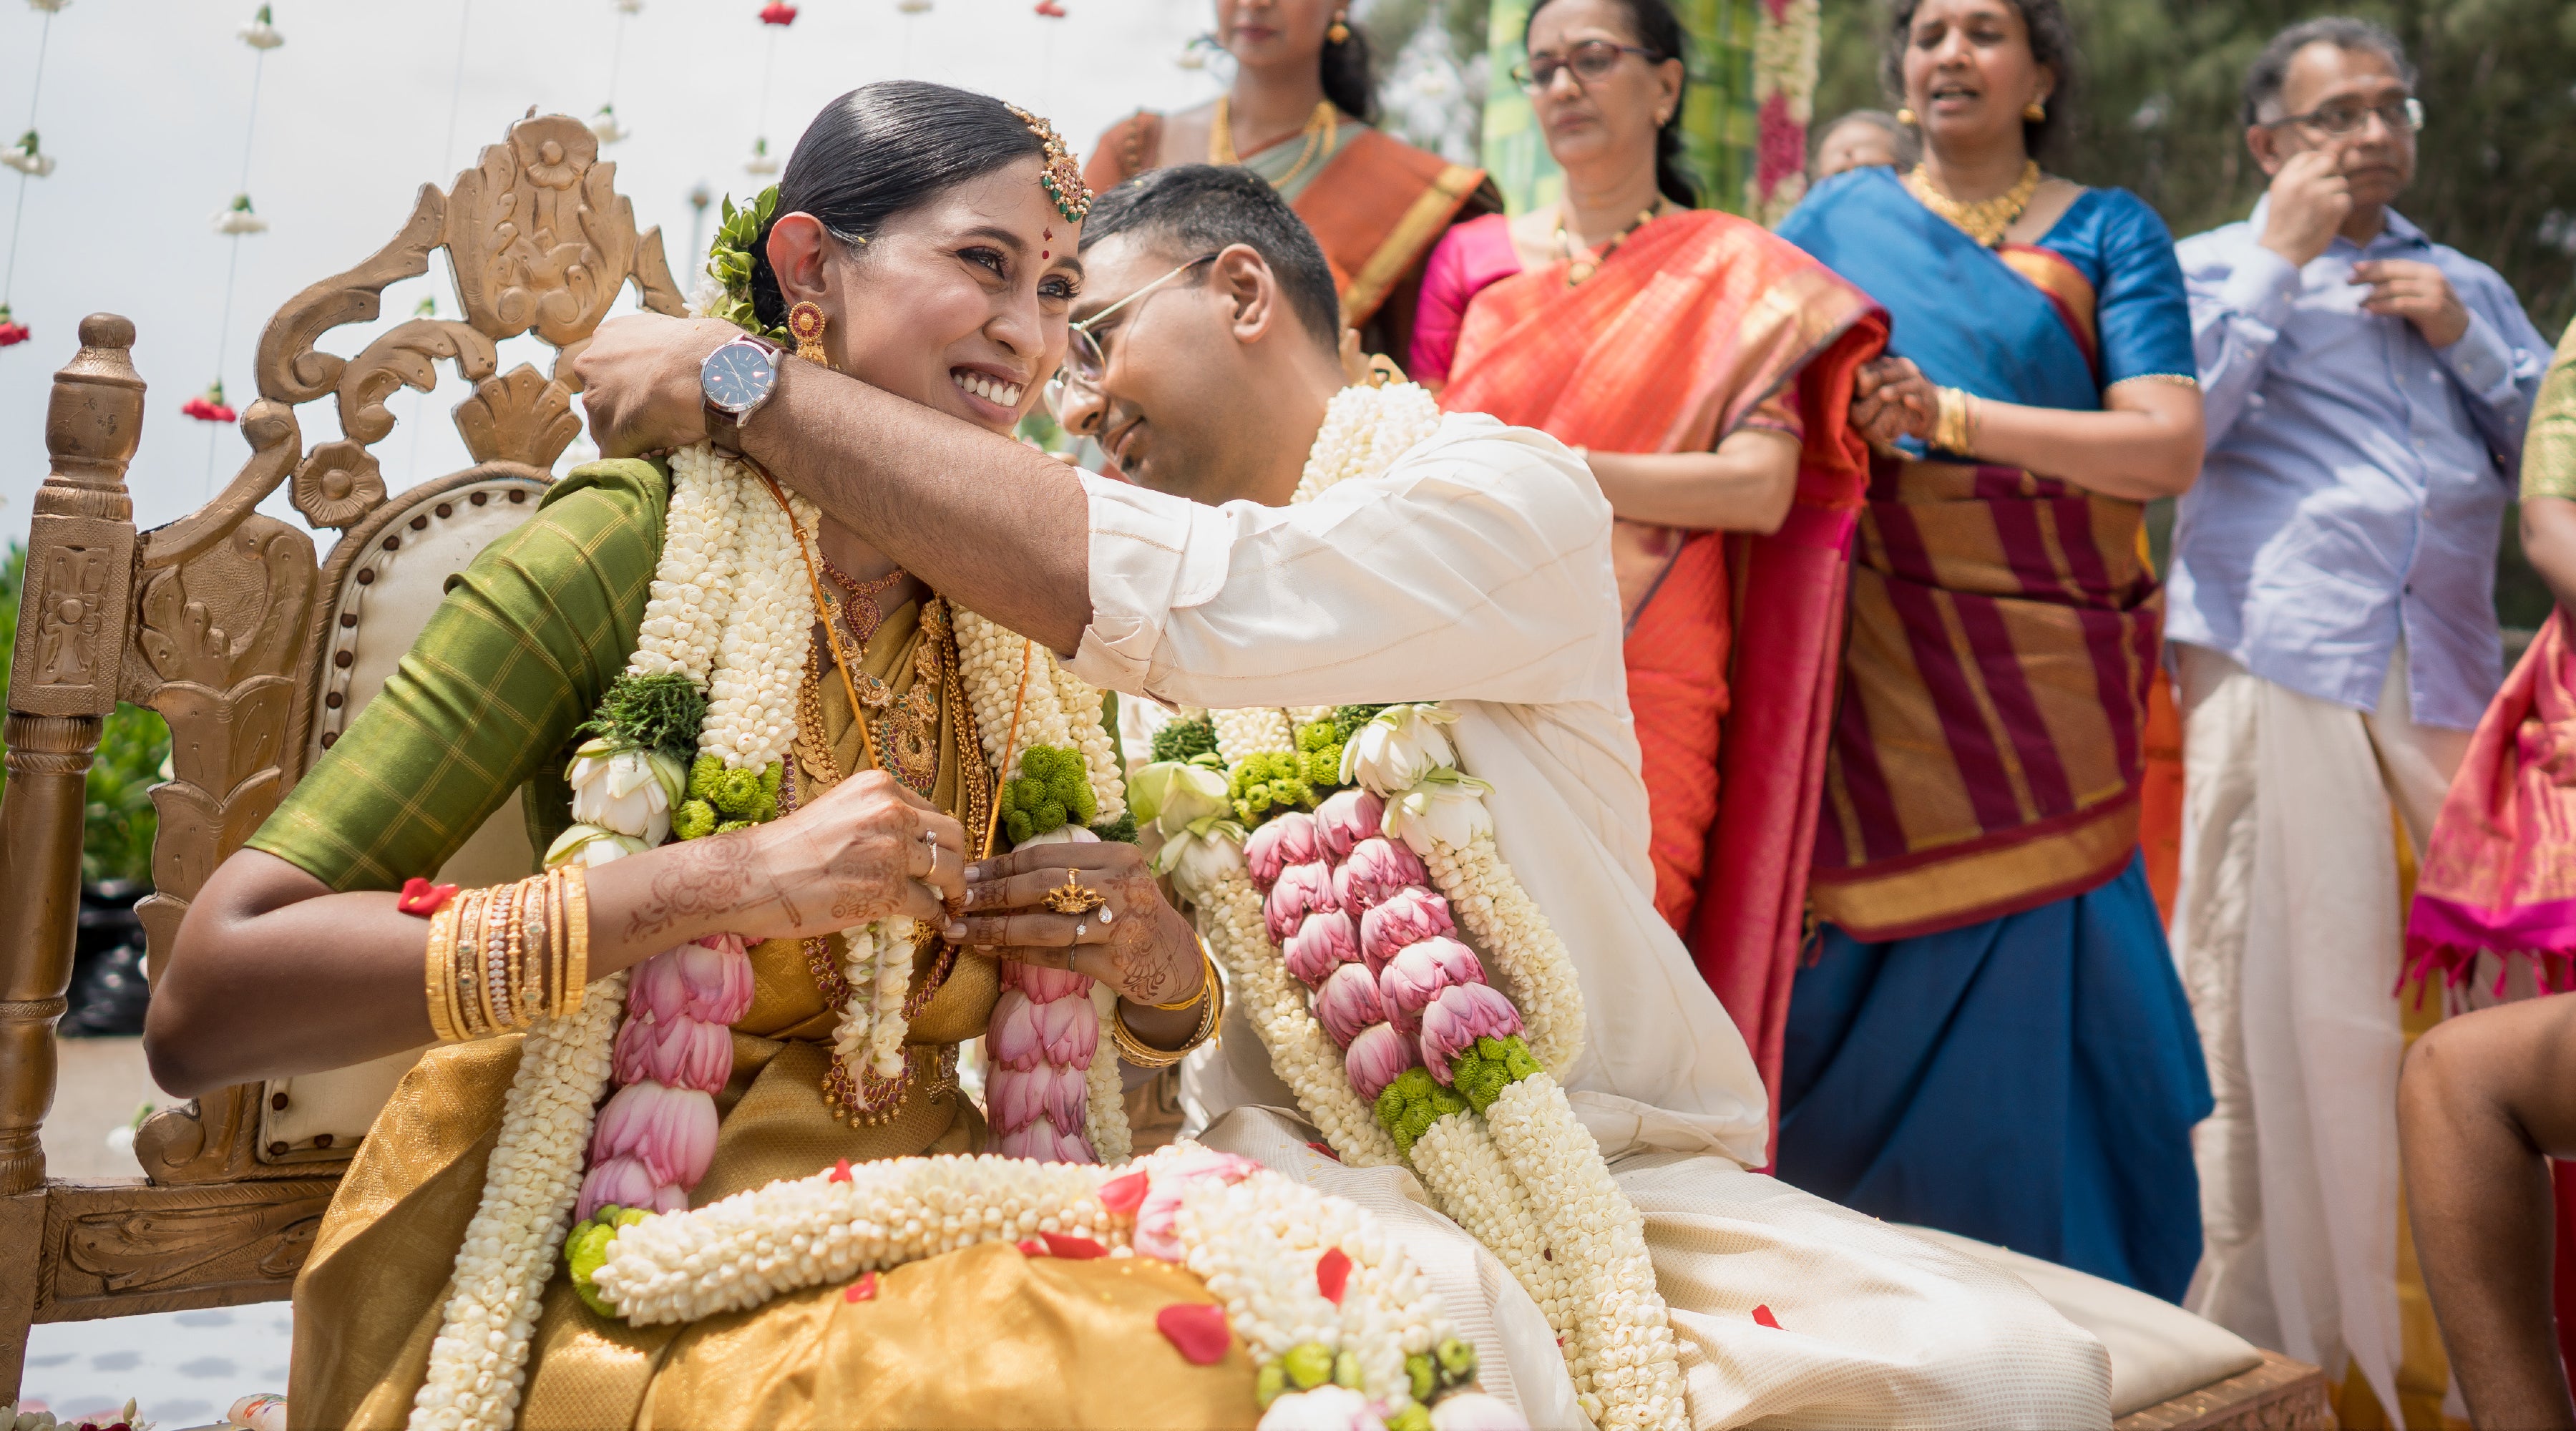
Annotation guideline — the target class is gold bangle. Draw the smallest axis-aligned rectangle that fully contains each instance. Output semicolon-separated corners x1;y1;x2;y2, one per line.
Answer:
503;880;531;1030
1115;959;1224;1068
1933;386;1975;456
1148;951;1220;1011
424;896;463;1043
560;864;590;1018
450;889;489;1040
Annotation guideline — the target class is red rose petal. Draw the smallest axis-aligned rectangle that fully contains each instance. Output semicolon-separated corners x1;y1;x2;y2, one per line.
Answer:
844;1270;879;1302
1157;1302;1231;1364
1018;1238;1048;1256
1305;1141;1341;1162
1042;1231;1107;1260
1315;1246;1352;1305
1099;1170;1149;1213
396;878;459;916
1752;1304;1780;1329
827;1158;853;1183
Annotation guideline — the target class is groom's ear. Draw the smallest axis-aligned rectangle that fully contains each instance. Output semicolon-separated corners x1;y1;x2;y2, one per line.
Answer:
766;213;834;304
1210;243;1287;349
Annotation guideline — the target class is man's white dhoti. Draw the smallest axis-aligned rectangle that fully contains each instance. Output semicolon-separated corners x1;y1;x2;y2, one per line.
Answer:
1074;411;2112;1430
2171;643;2469;1420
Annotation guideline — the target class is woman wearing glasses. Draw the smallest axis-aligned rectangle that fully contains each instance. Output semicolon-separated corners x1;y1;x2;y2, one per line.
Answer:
1415;0;1886;1118
1080;0;1499;366
1767;0;2212;1301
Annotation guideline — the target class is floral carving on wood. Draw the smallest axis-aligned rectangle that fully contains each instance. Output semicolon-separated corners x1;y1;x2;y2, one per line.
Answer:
457;363;582;468
289;439;388;529
447;117;638;349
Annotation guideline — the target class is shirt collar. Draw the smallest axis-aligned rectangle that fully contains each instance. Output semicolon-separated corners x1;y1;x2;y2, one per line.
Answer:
2243;195;2431;256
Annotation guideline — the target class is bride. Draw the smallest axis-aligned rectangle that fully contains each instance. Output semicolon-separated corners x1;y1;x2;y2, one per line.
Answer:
144;83;1337;1431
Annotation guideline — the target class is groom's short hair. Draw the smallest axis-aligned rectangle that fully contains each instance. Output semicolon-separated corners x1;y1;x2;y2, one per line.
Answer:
1080;165;1342;355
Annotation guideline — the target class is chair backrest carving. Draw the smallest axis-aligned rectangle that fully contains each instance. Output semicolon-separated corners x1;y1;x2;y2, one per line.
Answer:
3;114;684;1197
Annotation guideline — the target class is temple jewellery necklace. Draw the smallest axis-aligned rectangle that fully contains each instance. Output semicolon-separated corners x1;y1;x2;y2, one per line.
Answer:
1209;96;1337;190
816;556;942;796
1556;198;1669;285
1906;159;2043;248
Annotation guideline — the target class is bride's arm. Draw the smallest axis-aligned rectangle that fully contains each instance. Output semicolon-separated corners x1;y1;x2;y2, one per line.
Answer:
147;773;967;1096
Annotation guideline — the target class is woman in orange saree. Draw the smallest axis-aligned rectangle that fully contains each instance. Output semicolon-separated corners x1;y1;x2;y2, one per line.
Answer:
1424;0;1884;1108
1083;0;1497;365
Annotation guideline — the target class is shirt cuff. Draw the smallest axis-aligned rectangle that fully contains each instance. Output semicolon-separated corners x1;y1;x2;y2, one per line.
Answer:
1067;471;1234;693
2215;244;2303;332
2436;306;2517;404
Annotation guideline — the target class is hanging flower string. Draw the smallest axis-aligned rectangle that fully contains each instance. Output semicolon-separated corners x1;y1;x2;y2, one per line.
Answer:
181;380;238;424
0;0;65;349
588;0;637;147
197;5;279;464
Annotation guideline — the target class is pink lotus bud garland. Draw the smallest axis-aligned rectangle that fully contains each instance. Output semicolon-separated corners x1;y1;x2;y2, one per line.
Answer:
1285;909;1362;986
562;1143;1513;1430
1360;887;1455;974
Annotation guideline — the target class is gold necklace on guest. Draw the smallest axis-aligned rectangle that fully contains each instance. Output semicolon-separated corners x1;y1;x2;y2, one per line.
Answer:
1555;202;1664;285
1210;97;1337;190
1905;160;2043;248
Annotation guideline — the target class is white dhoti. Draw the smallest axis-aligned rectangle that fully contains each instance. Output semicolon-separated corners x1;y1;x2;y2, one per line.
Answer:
2170;643;2469;1418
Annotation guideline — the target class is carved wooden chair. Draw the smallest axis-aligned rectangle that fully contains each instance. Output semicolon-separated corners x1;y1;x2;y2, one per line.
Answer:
0;111;685;1400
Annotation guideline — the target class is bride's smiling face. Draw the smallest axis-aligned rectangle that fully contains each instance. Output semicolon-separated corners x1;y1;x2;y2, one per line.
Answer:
766;156;1080;436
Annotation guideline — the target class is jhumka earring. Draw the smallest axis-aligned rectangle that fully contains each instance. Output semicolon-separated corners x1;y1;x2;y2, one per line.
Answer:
787;301;830;366
1896;107;1918;126
2024;98;2047;121
1327;9;1350;42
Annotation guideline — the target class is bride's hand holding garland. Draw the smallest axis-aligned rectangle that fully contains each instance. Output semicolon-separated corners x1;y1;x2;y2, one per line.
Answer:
717;768;970;942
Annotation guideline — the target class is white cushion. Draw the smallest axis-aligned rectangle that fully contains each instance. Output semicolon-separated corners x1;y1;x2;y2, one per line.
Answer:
1900;1224;2263;1417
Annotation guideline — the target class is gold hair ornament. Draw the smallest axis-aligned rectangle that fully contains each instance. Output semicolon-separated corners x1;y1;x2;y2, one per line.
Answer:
1007;102;1093;224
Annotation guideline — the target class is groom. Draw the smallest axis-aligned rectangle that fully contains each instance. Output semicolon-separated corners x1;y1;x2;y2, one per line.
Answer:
576;162;2112;1425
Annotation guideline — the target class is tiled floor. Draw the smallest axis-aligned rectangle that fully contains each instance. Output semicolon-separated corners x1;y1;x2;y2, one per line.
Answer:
20;1304;291;1429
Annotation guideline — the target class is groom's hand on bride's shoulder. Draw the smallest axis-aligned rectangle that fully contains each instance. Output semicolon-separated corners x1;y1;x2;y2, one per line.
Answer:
573;314;737;457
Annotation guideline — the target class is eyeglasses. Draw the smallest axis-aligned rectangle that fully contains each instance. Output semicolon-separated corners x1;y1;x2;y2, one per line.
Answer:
1043;252;1220;420
2261;95;2424;137
1511;39;1661;93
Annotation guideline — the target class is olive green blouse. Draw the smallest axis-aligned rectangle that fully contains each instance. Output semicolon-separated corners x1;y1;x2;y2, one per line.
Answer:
246;460;670;892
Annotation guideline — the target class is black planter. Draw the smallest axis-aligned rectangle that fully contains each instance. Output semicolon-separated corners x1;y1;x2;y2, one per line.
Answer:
64;878;151;1037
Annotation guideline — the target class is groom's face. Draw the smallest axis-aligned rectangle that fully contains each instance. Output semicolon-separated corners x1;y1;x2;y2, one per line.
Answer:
1059;233;1270;505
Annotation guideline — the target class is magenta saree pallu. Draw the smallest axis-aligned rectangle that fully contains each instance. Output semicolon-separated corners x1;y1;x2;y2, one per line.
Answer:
2406;608;2576;993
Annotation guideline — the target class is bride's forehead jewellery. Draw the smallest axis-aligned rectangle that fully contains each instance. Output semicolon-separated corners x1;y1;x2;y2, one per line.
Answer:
1007;103;1093;225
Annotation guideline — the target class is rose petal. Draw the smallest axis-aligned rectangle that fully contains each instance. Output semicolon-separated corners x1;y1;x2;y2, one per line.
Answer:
1043;1231;1108;1259
1099;1170;1149;1213
1157;1302;1233;1365
1316;1246;1351;1305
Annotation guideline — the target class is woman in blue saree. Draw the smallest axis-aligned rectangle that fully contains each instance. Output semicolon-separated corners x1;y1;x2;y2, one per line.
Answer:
1773;0;2214;1300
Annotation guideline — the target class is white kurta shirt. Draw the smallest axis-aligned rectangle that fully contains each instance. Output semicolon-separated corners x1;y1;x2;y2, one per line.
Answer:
1069;412;1770;1168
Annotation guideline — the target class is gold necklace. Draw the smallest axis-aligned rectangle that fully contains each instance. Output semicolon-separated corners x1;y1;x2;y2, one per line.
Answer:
1555;202;1664;285
1210;97;1337;190
1904;160;2043;248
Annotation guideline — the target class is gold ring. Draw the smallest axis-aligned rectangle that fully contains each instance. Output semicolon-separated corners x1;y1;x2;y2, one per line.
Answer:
1044;869;1108;916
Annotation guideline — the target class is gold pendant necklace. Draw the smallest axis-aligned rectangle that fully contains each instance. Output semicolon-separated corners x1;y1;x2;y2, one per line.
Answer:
1555;203;1662;286
1904;160;2043;248
1210;97;1337;190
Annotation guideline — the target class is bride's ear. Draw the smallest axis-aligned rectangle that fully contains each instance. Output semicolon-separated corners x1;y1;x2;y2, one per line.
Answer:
765;213;834;305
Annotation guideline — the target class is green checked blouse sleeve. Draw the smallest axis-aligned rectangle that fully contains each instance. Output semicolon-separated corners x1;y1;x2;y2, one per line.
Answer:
245;459;670;892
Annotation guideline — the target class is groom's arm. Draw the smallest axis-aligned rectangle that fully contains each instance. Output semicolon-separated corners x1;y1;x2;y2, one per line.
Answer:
573;314;1094;653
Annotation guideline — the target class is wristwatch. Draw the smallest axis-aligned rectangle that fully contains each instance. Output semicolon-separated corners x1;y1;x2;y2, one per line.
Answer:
701;333;784;454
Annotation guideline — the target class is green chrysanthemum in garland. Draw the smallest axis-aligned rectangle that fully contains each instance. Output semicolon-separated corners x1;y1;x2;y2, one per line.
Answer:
1000;745;1098;845
1228;750;1314;827
673;753;783;839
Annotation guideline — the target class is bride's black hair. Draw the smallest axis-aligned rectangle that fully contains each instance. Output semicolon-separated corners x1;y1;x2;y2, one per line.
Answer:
749;81;1050;330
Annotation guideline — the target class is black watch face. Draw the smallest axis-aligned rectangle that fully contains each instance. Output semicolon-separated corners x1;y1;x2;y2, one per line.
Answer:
703;341;776;414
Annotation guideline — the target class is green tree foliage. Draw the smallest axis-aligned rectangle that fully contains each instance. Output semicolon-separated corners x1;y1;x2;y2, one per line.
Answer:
0;542;172;887
1815;0;2576;333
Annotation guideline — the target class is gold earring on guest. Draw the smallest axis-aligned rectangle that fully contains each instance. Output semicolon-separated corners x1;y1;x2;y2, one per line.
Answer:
788;301;829;367
1896;107;1918;126
2023;98;2047;122
1327;9;1350;42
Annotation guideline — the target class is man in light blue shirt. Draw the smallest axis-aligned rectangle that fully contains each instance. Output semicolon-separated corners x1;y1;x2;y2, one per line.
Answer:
2162;18;2550;1418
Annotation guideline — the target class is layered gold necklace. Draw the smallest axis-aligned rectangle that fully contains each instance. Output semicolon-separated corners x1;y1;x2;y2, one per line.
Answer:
1905;160;2043;248
1210;97;1338;190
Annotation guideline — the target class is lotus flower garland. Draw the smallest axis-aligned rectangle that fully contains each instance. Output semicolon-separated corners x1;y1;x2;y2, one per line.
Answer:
1153;381;1684;1430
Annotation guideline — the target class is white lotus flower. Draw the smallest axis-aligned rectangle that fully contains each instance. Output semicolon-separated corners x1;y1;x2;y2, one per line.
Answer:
1259;1385;1385;1431
1340;703;1457;793
1154;822;1248;902
211;193;267;235
566;738;683;844
1428;1392;1529;1431
545;822;649;869
1382;768;1493;854
1015;824;1099;849
3;130;54;178
1129;758;1230;835
587;104;630;145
